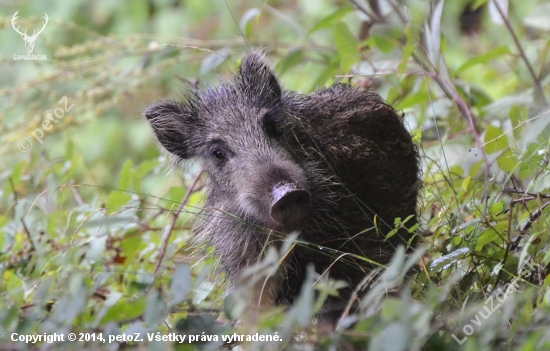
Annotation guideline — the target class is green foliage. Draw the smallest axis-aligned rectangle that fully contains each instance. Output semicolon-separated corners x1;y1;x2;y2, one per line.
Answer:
1;0;550;350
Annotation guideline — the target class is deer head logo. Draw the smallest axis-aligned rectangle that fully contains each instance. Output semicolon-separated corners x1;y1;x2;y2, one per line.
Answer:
12;11;49;54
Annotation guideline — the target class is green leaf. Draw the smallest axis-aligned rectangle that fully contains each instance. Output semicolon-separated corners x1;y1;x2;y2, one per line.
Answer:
489;201;504;216
275;49;304;74
411;129;422;144
133;159;158;192
462;176;471;191
333;22;359;72
8;162;24;189
497;149;519;173
65;138;74;159
469;159;484;177
0;215;7;228
83;216;136;228
367;35;397;54
519;231;541;270
193;281;214;305
120;234;144;262
240;8;261;39
164;186;186;208
4;271;23;301
85;236;107;264
170;264;191;305
484;125;508;154
395;90;430;110
118;159;133;190
542;248;550;267
381;299;402;321
471;0;489;9
313;58;339;87
398;31;415;72
455;46;510;76
519;159;536;180
136;159;158;178
288;265;315;327
105;191;132;215
425;0;444;65
101;297;146;324
518;142;546;180
309;6;353;34
475;228;500;251
144;289;167;325
387;86;400;103
509;105;528;139
370;323;410;351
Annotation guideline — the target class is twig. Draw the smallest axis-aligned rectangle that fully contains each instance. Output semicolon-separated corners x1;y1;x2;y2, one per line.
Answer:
493;200;514;288
8;177;18;202
520;201;550;233
20;218;36;252
508;195;550;250
337;268;381;330
152;169;203;276
352;0;491;204
430;72;491;199
402;5;491;206
70;180;85;206
502;189;550;203
349;0;379;22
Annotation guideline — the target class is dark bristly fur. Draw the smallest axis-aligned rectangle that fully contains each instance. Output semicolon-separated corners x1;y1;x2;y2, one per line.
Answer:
145;51;420;322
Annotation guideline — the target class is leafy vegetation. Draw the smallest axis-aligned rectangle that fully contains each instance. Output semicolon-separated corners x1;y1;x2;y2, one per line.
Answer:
1;0;550;350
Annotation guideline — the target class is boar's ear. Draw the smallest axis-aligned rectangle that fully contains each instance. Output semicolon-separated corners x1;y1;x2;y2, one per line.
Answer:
144;101;200;159
237;51;282;105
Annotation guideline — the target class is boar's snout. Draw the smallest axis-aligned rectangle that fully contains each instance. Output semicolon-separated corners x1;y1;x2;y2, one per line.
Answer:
270;182;311;226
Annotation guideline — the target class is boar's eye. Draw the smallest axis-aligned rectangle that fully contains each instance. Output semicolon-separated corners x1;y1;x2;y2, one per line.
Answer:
208;141;229;165
212;149;225;161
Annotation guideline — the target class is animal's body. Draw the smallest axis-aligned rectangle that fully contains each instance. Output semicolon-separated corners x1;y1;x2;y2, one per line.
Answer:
145;51;419;321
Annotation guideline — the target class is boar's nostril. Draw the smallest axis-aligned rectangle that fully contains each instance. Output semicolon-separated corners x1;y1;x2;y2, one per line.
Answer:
270;183;311;226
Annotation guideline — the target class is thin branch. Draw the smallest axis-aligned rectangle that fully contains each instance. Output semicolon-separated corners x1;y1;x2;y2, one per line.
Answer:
520;201;550;233
396;4;491;199
401;5;491;204
20;218;36;252
493;200;514;288
429;72;491;199
349;0;379;22
153;169;203;277
8;177;18;202
70;180;85;206
491;0;548;107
